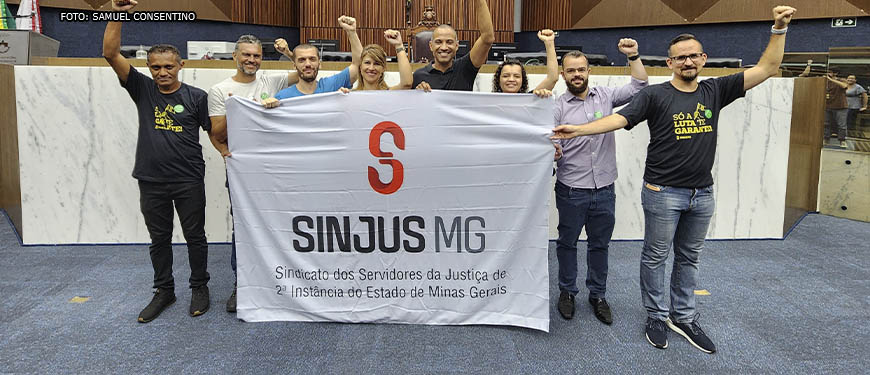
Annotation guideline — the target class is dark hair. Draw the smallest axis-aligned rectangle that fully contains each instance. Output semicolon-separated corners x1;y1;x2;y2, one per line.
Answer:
292;43;321;60
492;59;528;93
668;34;702;55
146;44;182;64
235;34;262;52
561;50;587;68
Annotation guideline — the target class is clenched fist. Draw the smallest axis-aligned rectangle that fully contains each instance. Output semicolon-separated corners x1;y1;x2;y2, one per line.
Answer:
617;38;639;56
275;38;291;57
384;30;403;46
537;29;556;43
112;0;137;11
338;16;357;32
773;6;796;29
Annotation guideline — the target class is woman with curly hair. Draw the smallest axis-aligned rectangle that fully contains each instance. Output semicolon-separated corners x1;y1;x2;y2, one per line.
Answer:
492;29;559;95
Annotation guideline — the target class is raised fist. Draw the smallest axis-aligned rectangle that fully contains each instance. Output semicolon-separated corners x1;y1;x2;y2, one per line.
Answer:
773;6;796;29
275;38;290;56
384;30;403;46
537;29;555;43
617;38;639;56
112;0;137;11
338;16;357;32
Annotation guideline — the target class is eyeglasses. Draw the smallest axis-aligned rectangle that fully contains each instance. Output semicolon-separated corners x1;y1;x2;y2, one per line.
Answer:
668;53;705;64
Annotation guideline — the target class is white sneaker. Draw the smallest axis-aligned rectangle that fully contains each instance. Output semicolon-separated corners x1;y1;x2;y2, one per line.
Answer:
840;141;847;148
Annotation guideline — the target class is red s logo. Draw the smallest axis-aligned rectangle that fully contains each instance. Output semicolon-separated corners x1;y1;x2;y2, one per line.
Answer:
368;121;405;194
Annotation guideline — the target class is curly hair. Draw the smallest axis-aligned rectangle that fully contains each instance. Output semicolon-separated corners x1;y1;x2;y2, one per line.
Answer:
492;59;528;93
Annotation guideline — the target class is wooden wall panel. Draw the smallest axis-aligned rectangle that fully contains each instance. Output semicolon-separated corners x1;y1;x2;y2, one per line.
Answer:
522;0;572;30
232;0;297;27
521;0;869;30
784;77;826;232
0;64;23;236
300;0;513;52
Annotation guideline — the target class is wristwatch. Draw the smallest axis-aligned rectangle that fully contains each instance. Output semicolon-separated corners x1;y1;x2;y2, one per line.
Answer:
627;54;640;61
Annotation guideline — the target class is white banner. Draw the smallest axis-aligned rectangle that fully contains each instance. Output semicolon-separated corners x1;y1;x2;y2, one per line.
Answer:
226;91;553;331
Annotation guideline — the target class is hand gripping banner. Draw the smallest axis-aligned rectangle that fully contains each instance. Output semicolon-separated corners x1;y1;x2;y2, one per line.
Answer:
226;90;553;331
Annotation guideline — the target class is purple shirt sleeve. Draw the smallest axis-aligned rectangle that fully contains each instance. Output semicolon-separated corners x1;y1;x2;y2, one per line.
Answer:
609;77;648;107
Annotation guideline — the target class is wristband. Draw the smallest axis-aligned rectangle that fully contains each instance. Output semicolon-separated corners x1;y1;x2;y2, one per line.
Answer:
627;54;640;61
395;46;406;54
771;25;787;35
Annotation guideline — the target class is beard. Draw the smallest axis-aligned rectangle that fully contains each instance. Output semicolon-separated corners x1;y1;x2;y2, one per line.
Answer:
300;68;319;83
677;68;698;82
238;63;258;75
566;78;588;96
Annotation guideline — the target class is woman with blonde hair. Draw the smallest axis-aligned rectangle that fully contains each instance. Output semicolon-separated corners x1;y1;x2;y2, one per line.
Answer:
348;29;413;91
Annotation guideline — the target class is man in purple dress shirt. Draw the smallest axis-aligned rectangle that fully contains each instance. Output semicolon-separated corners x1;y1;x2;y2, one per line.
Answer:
553;40;648;325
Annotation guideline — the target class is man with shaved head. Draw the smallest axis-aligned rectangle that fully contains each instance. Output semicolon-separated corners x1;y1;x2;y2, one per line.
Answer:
411;0;494;91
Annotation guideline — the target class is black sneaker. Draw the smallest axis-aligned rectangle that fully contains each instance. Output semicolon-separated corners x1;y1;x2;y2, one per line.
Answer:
190;285;210;317
667;314;716;354
226;283;237;313
138;288;176;323
557;291;575;320
645;317;669;349
588;297;613;325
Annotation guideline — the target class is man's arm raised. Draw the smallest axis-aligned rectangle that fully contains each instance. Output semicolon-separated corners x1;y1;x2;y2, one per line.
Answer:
275;38;300;85
743;6;796;91
619;38;648;82
339;16;363;83
102;0;138;83
551;114;629;140
825;73;849;89
468;0;495;68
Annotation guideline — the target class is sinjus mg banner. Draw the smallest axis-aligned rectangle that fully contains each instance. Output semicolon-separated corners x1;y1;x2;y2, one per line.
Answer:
226;90;554;331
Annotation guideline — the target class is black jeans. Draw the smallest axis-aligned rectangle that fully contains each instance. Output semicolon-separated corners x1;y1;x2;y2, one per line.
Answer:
139;180;210;289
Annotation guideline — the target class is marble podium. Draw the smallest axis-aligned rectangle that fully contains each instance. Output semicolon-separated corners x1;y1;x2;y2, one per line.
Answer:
1;62;795;244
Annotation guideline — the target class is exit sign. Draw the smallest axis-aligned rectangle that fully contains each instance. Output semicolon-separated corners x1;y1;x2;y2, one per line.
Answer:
831;17;857;28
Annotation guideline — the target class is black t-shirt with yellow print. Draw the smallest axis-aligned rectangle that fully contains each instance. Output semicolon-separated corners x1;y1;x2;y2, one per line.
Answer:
121;65;211;182
617;73;745;188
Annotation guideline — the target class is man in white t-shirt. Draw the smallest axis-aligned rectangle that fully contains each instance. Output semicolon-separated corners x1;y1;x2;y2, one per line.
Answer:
207;34;298;313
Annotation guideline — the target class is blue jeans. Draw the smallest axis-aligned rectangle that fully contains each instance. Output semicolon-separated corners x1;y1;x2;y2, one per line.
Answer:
640;181;714;323
555;181;616;298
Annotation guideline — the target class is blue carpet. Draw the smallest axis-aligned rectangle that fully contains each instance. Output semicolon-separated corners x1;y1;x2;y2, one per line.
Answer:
0;212;867;373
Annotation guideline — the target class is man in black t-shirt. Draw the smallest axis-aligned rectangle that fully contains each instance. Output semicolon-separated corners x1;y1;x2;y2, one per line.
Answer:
103;0;212;323
412;0;494;92
553;6;796;354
